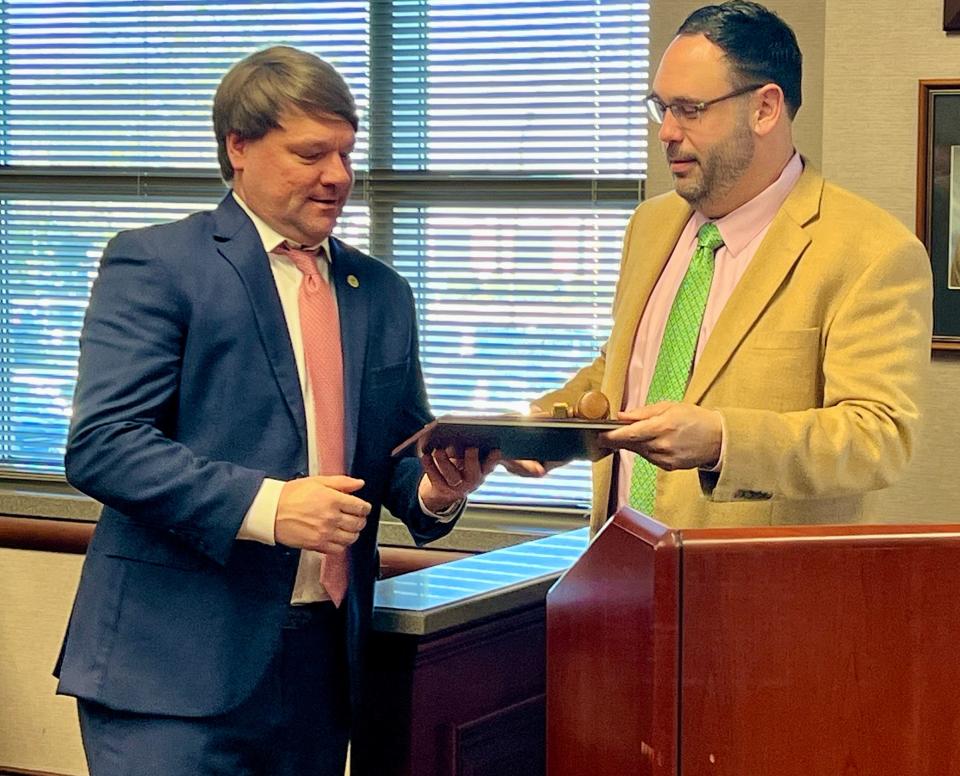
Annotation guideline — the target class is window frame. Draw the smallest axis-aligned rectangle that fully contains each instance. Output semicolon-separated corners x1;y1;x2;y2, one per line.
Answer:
0;0;648;518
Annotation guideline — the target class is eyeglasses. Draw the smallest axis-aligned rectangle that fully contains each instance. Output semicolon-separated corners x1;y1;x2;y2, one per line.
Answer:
645;83;766;125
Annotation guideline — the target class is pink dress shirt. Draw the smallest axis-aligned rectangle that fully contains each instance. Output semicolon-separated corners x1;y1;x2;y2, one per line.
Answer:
615;152;804;509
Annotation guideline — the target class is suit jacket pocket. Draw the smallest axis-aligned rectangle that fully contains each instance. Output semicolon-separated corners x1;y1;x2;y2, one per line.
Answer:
94;520;205;571
739;328;822;412
749;327;821;350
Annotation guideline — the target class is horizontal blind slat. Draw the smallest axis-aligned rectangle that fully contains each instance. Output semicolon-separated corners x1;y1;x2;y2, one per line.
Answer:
1;0;649;510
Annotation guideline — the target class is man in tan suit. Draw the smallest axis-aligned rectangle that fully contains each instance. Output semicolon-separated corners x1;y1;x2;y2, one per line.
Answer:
507;1;932;532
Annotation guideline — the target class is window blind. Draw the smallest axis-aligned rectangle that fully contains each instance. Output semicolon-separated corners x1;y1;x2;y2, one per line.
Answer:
385;0;648;173
1;200;205;470
0;0;650;512
393;205;632;506
0;199;368;472
378;0;648;507
0;0;370;168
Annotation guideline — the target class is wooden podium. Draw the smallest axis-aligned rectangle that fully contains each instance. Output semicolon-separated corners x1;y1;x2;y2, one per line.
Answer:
546;508;960;776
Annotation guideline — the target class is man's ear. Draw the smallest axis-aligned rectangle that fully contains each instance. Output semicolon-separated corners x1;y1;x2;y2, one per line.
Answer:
753;83;785;137
225;132;247;173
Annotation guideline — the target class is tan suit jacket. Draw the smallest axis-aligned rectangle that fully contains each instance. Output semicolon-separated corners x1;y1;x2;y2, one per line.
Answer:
538;165;933;532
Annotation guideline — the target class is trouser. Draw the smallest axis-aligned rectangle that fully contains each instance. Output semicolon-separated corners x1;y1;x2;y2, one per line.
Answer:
78;601;350;776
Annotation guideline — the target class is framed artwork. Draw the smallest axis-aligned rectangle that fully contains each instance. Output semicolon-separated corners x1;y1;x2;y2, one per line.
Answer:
946;0;960;31
916;79;960;348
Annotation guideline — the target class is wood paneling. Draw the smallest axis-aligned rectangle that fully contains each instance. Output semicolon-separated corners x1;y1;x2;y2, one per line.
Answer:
450;695;545;776
353;606;547;776
0;517;92;554
546;509;679;776
680;527;960;775
547;511;960;776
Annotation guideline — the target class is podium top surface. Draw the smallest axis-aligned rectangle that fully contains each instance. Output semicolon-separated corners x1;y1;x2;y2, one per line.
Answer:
605;506;960;548
373;527;590;636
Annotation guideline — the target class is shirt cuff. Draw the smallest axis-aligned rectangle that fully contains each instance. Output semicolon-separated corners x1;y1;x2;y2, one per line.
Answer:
236;477;284;545
700;410;727;473
419;492;466;523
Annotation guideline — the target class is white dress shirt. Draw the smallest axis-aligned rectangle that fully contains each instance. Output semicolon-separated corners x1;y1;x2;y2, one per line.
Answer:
230;193;456;603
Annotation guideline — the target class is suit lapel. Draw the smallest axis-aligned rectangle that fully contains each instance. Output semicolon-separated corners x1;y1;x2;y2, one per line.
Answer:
212;195;308;445
328;237;368;475
686;165;824;404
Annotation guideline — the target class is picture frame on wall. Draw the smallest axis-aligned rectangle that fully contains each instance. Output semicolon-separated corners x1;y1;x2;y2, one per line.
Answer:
916;79;960;349
946;0;960;31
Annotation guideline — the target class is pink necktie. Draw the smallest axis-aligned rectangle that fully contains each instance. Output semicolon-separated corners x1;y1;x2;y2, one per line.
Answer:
275;241;349;606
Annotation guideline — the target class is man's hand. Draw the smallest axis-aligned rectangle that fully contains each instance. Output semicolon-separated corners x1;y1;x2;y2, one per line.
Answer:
499;459;568;478
275;475;371;554
600;401;722;471
498;404;569;478
419;446;501;514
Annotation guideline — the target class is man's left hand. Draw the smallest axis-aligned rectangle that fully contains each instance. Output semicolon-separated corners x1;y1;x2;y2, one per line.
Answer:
419;446;501;513
600;402;722;471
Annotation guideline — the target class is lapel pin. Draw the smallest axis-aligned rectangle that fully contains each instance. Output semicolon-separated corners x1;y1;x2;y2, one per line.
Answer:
347;274;360;288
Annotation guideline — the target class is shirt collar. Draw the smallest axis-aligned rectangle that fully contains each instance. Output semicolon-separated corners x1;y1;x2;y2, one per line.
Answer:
693;151;803;256
231;191;332;262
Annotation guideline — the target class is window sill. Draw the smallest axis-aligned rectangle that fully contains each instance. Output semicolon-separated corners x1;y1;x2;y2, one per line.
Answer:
0;480;588;554
0;478;99;522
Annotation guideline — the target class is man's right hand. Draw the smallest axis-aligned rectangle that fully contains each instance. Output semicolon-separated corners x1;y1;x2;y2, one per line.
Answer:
275;476;371;554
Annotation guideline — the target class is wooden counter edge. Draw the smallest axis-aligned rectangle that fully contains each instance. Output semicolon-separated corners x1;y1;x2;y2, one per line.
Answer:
0;514;472;576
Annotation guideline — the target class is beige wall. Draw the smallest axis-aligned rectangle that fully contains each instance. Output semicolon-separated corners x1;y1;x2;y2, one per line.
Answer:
820;0;960;521
0;549;86;775
822;0;955;227
646;0;826;198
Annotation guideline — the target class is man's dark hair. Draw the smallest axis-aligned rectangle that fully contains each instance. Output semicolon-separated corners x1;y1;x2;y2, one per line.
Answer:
678;1;802;119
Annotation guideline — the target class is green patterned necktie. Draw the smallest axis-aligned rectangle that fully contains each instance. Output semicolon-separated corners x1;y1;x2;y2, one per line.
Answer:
628;221;724;514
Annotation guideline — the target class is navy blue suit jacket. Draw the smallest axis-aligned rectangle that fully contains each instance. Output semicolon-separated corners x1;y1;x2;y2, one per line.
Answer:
56;194;451;716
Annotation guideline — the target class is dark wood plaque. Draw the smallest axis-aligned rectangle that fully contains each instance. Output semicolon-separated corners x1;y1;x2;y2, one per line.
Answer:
946;0;960;31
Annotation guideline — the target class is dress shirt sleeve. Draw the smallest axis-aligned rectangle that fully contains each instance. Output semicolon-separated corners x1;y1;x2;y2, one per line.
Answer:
697;412;726;494
418;492;466;523
236;477;284;545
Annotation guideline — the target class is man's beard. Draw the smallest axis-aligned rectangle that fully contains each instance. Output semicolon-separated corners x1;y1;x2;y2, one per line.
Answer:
668;120;755;209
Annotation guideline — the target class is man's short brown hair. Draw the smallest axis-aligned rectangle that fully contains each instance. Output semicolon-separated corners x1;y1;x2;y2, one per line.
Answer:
212;45;358;181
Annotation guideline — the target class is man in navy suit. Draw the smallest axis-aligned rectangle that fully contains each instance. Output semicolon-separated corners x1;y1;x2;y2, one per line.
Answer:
56;45;497;776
